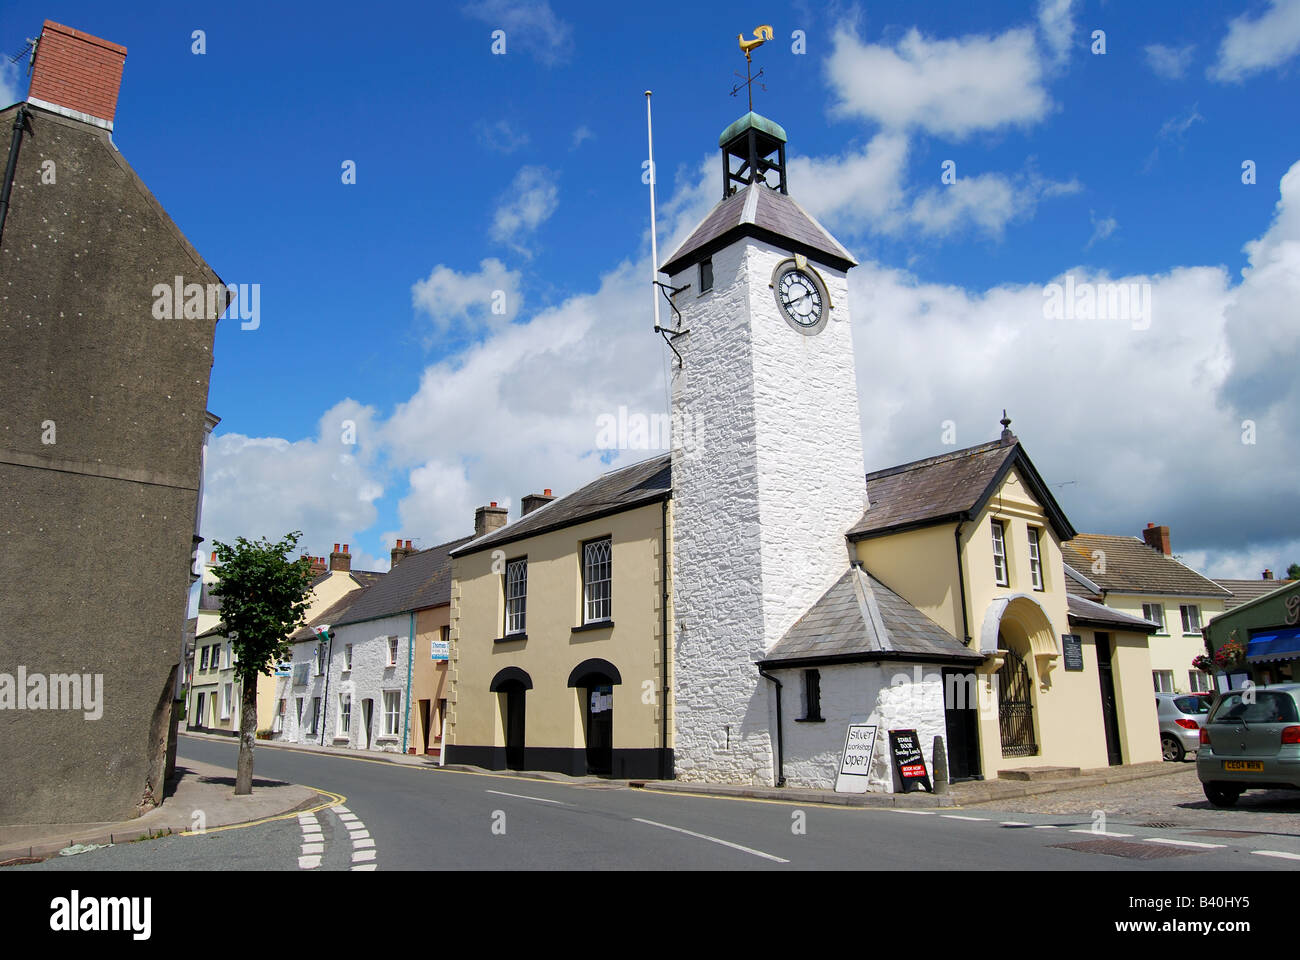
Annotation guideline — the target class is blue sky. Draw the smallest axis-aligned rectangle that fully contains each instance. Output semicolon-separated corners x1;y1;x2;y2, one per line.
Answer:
3;0;1298;578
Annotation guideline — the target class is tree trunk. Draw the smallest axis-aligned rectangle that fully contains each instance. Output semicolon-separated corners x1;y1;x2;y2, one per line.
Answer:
234;673;259;795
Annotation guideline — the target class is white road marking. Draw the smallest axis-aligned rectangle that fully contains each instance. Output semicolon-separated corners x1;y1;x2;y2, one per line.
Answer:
349;830;371;840
633;817;790;864
301;842;324;855
1253;850;1300;861
345;821;367;832
353;838;375;849
485;789;569;805
301;832;323;843
1032;825;1058;830
1070;829;1133;838
890;809;936;815
941;815;988;821
351;863;377;871
338;813;358;822
1144;837;1225;849
331;805;350;814
352;849;377;862
1001;822;1031;826
298;855;321;869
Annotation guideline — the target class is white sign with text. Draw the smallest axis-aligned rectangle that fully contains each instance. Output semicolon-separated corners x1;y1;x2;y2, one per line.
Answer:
835;722;879;793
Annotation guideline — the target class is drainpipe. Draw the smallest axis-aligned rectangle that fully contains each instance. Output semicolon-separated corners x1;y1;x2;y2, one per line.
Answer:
757;666;785;787
318;630;333;745
402;610;415;754
955;519;972;645
660;498;670;780
0;104;31;252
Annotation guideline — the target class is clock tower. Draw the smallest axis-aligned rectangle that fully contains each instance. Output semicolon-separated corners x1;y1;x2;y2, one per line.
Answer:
663;112;869;783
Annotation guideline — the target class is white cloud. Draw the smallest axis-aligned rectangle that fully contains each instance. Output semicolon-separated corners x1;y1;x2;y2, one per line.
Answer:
411;258;521;333
1037;0;1077;64
1157;104;1205;141
1145;43;1196;80
200;400;386;566
1210;0;1300;82
490;165;559;249
0;61;20;109
787;133;910;234
908;168;1080;239
571;125;595;150
1086;210;1118;248
826;24;1051;138
461;0;574;66
476;119;529;154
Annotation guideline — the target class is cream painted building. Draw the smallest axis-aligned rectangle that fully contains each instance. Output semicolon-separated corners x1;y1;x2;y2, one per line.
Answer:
446;463;673;779
1062;528;1231;696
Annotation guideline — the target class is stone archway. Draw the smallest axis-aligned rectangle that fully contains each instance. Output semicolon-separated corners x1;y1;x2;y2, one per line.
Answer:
980;596;1058;759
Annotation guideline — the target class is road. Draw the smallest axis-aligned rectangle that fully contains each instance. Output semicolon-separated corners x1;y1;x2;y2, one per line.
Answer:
15;735;1300;871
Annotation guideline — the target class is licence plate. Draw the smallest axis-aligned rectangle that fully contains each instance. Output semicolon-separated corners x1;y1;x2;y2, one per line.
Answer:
1223;761;1264;772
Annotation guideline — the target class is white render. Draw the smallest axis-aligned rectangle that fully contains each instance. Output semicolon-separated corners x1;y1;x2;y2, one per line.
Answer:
774;663;947;791
274;614;414;753
668;230;868;785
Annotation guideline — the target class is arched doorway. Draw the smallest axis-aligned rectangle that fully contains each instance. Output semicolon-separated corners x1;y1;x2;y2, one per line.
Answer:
996;635;1037;757
490;667;532;771
568;658;622;775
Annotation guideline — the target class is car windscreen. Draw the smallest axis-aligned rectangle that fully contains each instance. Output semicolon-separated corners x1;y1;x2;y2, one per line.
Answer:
1210;691;1300;724
1173;696;1210;715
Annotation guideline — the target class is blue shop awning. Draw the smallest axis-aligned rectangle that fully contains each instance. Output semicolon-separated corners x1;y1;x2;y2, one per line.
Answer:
1246;626;1300;662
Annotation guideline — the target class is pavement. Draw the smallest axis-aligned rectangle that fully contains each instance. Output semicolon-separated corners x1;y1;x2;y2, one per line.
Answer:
0;756;328;864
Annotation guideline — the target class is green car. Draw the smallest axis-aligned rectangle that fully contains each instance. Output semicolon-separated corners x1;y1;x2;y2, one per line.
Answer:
1197;683;1300;807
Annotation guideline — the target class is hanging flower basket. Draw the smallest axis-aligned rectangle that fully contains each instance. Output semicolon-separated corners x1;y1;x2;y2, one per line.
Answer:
1193;630;1246;672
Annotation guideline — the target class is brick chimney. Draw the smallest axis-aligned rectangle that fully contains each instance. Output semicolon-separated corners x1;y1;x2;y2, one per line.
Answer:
1263;569;1274;580
474;502;509;538
391;539;417;568
302;554;327;578
1142;523;1171;556
27;21;128;130
329;543;351;573
521;489;555;517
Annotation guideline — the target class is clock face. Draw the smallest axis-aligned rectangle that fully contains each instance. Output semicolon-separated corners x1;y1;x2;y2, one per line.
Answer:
777;269;824;328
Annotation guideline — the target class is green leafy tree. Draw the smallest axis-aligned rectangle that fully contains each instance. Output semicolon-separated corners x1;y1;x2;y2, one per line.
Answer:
1287;562;1300;581
210;531;314;795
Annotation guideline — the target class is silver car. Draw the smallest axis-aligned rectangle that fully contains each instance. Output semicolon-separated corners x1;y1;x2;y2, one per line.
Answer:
1156;692;1210;762
1197;683;1300;807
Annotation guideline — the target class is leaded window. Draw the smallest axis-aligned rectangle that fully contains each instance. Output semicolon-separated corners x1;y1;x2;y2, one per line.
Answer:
505;558;528;635
583;537;612;623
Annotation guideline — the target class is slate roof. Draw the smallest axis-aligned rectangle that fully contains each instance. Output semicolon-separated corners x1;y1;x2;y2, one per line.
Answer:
1062;534;1230;599
308;568;385;591
847;439;1075;542
333;535;475;628
1216;578;1296;610
660;183;857;276
451;454;672;558
1063;563;1104;601
1066;594;1158;633
759;567;983;666
198;580;222;611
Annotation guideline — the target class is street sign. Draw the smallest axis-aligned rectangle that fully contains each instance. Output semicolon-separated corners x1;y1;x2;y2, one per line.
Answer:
834;723;878;793
888;728;933;793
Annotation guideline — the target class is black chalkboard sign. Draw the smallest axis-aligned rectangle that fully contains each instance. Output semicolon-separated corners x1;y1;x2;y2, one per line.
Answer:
888;729;932;793
1063;634;1084;671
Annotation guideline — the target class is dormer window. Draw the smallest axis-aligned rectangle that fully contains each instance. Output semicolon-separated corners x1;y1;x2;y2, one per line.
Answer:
991;519;1009;587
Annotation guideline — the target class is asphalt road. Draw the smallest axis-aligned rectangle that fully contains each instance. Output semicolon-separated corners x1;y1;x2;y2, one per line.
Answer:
16;735;1300;871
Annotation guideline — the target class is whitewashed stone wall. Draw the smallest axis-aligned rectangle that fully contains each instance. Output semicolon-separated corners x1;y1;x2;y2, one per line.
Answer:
777;663;947;791
272;637;329;744
668;231;868;785
320;615;412;753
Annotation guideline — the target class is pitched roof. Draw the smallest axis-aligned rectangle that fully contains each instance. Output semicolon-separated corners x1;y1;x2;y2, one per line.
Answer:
1066;594;1158;633
759;567;982;666
847;439;1075;542
660;183;857;276
451;454;671;557
1063;563;1104;601
1062;534;1230;599
333;535;475;628
1215;578;1297;610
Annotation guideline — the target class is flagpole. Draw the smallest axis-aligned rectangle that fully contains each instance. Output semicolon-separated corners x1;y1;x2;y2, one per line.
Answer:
645;90;661;332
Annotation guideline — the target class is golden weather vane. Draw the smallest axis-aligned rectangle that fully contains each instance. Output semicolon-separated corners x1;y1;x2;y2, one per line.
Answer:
731;24;773;112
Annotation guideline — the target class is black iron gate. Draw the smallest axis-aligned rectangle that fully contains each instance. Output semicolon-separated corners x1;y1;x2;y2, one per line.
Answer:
997;648;1038;757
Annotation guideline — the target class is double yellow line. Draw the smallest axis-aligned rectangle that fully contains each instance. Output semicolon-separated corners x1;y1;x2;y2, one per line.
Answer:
180;785;347;837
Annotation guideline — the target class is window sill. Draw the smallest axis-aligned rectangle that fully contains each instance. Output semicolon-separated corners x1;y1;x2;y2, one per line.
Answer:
572;620;614;634
495;633;527;644
795;716;825;723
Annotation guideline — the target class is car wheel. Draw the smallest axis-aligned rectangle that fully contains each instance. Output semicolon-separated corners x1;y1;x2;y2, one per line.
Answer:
1203;782;1242;808
1161;735;1185;763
